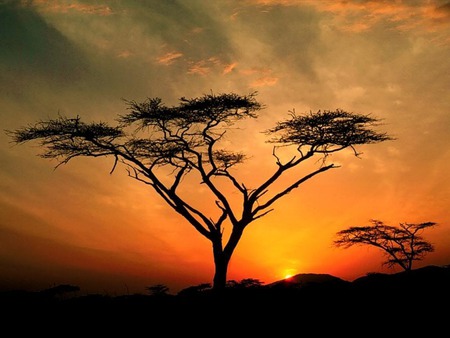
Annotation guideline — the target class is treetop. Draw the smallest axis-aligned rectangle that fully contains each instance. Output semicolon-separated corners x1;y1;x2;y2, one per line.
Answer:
265;109;393;154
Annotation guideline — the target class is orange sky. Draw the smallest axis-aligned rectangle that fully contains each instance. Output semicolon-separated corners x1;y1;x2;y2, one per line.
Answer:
1;0;450;295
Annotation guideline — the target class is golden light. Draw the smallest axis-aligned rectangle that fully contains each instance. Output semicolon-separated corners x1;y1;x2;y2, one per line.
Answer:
283;268;297;280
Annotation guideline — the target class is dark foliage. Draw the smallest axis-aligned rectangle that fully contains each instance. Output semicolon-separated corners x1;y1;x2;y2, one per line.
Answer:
335;220;436;271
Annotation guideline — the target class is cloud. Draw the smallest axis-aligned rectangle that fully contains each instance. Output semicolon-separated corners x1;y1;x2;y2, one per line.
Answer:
21;0;113;16
0;3;90;84
187;57;226;76
156;51;184;65
117;50;133;59
244;0;450;41
251;76;278;87
187;60;211;76
223;62;237;74
424;2;450;30
238;67;278;87
316;0;450;41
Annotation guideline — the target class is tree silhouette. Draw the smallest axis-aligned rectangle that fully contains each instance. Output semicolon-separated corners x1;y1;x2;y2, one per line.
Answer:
334;219;437;271
145;284;170;296
177;283;212;296
226;278;264;289
6;92;393;291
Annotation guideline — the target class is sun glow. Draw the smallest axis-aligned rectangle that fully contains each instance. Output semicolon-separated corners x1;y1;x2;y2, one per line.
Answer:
283;268;297;280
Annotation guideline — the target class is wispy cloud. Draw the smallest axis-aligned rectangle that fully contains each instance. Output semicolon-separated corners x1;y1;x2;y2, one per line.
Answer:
21;0;112;16
245;0;450;39
223;62;237;74
187;57;224;76
239;67;278;87
187;60;211;76
156;52;184;65
251;76;278;87
316;1;449;33
421;2;450;30
117;50;133;59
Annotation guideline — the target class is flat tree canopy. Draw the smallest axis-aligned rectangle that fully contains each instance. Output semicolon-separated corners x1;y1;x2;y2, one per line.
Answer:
7;92;393;290
334;219;437;271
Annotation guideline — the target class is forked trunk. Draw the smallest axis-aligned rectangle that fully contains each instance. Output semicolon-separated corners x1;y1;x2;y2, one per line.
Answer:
211;225;245;291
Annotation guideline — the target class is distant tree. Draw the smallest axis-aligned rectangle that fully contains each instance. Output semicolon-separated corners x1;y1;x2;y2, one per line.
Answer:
6;92;392;291
177;283;212;296
227;278;264;289
146;284;169;296
334;220;437;271
40;284;80;298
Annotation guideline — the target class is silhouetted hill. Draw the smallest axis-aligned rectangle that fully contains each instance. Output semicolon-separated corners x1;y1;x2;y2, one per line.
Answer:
2;264;450;333
267;272;351;289
264;265;450;295
352;264;450;288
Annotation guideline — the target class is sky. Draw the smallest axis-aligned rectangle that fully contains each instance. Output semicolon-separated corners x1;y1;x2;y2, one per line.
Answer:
1;0;450;296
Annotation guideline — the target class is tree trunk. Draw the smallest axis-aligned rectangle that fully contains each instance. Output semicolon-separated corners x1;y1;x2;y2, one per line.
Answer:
212;241;229;291
211;225;245;291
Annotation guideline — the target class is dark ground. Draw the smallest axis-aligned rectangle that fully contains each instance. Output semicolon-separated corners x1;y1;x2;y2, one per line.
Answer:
2;264;449;334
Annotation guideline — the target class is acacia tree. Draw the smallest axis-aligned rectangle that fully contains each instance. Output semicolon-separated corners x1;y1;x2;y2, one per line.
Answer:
7;92;392;291
334;219;437;271
145;284;170;296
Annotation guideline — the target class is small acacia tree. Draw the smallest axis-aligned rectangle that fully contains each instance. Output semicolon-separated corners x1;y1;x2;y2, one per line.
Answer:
7;92;392;291
334;219;437;271
145;284;170;296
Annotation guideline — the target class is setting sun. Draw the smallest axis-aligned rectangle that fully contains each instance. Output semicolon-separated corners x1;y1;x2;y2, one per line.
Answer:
283;269;297;280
